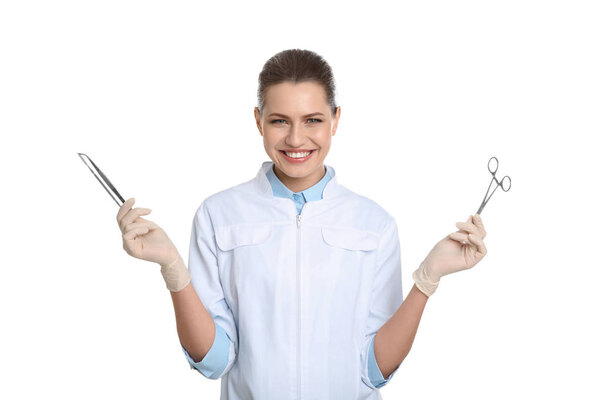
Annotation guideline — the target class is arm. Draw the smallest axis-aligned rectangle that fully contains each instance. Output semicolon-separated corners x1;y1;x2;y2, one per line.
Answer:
175;201;238;378
117;197;233;376
373;283;428;379
360;216;406;389
170;278;216;363
375;213;487;379
166;252;232;378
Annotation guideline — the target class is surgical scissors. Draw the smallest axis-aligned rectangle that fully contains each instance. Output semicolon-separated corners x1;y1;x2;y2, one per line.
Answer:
476;156;511;215
77;152;126;207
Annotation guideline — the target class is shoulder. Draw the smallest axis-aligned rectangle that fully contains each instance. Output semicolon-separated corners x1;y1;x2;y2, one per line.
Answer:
332;182;396;233
193;178;259;225
202;178;253;208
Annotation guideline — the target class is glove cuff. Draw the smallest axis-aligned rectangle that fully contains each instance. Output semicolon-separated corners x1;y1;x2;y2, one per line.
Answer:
412;261;440;297
160;253;191;292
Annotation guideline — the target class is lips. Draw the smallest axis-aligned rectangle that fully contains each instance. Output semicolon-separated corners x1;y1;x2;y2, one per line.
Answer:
279;149;316;153
279;149;316;163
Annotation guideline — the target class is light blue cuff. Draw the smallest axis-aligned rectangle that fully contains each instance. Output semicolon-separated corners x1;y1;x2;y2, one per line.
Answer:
181;322;230;379
368;333;399;388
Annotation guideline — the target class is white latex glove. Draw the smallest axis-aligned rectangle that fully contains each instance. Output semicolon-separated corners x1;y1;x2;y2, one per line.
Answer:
117;197;191;292
412;214;487;297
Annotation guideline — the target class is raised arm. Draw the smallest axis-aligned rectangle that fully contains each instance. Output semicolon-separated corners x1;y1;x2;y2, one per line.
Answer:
117;197;235;378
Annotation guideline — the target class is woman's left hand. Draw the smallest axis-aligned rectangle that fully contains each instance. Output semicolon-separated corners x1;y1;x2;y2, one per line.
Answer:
412;214;488;297
423;214;488;280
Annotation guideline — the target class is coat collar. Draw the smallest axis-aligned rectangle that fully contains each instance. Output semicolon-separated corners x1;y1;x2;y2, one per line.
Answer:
253;160;342;200
266;162;331;201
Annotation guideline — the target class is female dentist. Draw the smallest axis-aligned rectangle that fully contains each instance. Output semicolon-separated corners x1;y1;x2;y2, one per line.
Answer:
116;49;487;400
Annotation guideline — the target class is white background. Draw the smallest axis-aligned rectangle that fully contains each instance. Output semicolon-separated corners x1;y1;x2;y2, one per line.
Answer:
1;0;598;398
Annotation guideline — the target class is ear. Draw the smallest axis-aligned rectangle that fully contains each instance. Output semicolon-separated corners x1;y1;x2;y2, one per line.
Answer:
331;106;341;137
254;107;263;136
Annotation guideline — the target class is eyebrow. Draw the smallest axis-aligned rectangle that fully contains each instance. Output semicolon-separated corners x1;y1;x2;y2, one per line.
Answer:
267;112;325;119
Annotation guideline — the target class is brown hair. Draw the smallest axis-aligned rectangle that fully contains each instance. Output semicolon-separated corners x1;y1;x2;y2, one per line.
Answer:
256;49;338;117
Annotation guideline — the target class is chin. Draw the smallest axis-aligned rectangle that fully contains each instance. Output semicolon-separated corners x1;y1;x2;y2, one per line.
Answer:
274;162;307;177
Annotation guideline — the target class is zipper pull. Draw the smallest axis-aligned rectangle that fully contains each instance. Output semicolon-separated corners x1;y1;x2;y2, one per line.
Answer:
296;214;301;227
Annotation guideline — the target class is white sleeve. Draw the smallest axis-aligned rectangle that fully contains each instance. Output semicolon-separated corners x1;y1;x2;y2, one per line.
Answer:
360;216;404;389
181;200;238;379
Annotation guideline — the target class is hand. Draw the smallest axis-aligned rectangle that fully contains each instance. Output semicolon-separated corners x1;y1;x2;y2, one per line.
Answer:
412;214;488;296
117;197;179;267
426;213;487;278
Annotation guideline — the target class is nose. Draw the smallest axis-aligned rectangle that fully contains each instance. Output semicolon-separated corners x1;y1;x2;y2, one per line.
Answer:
285;124;307;147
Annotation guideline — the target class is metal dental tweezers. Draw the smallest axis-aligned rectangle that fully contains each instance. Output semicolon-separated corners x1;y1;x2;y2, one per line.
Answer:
77;152;125;207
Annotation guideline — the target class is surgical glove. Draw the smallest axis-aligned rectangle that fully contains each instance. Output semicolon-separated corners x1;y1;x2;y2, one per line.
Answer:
412;214;487;297
159;251;191;292
117;197;191;292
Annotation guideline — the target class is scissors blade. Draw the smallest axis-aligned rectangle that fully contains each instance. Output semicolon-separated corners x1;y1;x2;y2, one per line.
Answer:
78;153;126;207
476;200;486;215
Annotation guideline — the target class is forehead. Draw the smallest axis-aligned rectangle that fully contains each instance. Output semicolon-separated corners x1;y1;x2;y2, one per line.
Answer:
264;81;328;112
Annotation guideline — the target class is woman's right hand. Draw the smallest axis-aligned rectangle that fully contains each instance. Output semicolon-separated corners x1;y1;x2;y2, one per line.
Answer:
117;197;179;267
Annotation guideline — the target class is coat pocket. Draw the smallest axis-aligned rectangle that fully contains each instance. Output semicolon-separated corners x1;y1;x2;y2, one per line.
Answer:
214;223;273;251
321;227;380;251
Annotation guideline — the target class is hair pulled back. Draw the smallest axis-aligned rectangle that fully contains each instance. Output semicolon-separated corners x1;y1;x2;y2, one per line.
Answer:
257;49;338;117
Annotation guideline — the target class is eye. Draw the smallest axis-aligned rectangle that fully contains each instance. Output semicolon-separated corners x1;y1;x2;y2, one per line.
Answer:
307;118;322;123
270;119;286;124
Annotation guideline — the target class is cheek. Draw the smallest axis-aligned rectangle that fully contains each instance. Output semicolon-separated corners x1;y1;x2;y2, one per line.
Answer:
262;130;277;147
315;130;333;148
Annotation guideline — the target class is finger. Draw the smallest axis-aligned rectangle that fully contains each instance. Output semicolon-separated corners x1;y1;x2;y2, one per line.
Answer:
473;214;487;238
135;215;158;224
123;225;150;240
120;208;152;231
467;233;487;256
120;207;151;231
117;197;136;225
457;215;484;238
448;231;470;245
456;221;478;236
124;221;159;234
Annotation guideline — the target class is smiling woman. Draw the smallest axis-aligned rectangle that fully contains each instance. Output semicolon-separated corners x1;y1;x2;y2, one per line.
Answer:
253;49;341;193
117;48;487;400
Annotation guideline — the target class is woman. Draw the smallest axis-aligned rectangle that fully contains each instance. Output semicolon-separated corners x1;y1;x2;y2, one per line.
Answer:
116;49;487;399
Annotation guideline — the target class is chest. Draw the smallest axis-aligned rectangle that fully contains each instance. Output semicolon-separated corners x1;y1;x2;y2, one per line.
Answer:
214;221;381;314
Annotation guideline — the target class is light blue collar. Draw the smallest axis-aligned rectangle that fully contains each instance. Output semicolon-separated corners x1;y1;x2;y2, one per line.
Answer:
266;164;332;202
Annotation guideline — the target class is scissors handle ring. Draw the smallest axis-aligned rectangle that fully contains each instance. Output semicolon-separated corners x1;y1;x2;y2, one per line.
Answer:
488;156;511;191
488;156;499;174
477;156;511;214
499;175;511;191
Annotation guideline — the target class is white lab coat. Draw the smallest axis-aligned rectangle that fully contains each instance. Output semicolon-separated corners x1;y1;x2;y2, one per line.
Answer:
187;161;404;399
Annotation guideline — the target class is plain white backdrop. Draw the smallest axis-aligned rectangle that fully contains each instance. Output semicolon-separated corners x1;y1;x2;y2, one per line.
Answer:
1;0;598;398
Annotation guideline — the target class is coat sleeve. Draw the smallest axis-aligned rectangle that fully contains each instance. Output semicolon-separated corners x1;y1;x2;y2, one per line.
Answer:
360;216;404;389
180;200;238;379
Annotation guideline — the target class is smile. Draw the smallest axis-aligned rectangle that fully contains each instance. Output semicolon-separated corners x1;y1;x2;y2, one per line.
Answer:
279;149;316;163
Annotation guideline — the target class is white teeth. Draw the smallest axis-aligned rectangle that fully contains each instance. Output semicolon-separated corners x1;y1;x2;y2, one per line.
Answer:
284;151;312;158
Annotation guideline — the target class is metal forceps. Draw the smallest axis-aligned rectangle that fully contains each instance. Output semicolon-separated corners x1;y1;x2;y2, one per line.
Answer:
77;153;126;207
476;156;511;215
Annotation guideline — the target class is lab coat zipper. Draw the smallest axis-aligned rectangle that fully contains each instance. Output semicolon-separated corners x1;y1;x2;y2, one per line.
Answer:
296;211;302;400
